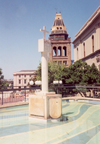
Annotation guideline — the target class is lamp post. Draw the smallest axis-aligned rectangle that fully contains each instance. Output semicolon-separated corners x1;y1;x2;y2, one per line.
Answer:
53;80;62;94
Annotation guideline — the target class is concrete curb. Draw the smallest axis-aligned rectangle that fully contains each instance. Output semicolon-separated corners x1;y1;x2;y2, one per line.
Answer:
0;102;29;109
62;96;100;101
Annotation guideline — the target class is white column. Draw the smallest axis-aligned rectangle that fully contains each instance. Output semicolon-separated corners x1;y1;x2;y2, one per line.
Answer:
39;26;50;93
41;52;48;92
44;96;49;119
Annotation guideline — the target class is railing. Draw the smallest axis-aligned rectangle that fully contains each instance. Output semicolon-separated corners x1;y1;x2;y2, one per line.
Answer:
0;86;40;105
49;85;100;98
1;85;100;105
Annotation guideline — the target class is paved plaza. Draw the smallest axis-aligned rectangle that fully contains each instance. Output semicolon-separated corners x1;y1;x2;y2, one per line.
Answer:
0;100;100;144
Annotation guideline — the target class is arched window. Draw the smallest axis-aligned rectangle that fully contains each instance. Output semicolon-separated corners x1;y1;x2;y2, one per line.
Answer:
92;35;94;53
53;47;57;56
58;46;62;56
83;43;85;57
63;47;67;56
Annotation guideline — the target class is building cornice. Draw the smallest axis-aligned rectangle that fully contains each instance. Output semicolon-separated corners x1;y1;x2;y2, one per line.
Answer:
13;70;36;76
73;6;100;43
80;49;100;61
51;37;71;43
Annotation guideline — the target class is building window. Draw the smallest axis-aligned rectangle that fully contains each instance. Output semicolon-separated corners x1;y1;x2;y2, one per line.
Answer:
58;61;62;64
19;75;21;78
63;61;67;65
65;35;67;40
24;75;26;77
77;48;78;60
83;43;85;57
24;79;26;84
96;54;100;63
19;80;21;84
92;35;94;53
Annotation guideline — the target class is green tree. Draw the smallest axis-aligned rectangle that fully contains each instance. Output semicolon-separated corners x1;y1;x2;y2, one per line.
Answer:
36;63;41;81
48;62;65;85
63;60;100;96
62;60;100;86
37;60;100;86
0;68;7;89
36;60;100;96
81;63;100;85
36;62;65;85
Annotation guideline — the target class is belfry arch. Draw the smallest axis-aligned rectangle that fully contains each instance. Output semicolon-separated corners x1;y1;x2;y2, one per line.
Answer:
63;46;67;56
53;46;57;56
58;46;62;56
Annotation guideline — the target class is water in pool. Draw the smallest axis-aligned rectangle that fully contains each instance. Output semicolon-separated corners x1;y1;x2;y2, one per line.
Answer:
0;100;100;144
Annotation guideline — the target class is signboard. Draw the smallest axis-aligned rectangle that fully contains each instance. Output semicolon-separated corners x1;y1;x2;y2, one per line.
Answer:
38;39;51;53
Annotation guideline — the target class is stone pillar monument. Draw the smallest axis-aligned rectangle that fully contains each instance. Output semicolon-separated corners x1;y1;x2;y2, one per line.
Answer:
29;26;62;121
40;26;49;92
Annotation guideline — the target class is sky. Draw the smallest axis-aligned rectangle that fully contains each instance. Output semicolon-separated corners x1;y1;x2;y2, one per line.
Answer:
0;0;100;79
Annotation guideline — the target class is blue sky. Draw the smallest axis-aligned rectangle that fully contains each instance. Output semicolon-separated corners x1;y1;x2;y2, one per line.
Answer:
0;0;100;79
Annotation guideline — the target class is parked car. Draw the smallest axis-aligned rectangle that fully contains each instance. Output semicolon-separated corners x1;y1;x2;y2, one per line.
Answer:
14;93;23;97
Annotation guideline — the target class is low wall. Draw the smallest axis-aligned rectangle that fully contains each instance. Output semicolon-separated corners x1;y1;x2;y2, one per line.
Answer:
62;96;100;102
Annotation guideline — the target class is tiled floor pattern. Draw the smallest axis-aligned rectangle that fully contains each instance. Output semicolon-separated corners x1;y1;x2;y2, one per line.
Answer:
0;100;100;144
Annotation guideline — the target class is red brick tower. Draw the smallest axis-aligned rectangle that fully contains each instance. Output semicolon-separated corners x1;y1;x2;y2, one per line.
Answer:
49;13;71;66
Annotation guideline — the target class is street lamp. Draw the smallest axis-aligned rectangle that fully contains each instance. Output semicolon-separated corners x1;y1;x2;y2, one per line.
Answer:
53;80;62;94
53;80;62;85
34;81;42;93
29;80;34;86
35;81;42;85
59;80;62;84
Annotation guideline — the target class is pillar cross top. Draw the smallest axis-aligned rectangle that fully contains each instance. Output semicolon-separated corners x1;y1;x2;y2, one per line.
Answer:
40;26;49;40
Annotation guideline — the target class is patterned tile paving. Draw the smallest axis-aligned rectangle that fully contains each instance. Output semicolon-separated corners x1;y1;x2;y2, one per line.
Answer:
0;100;100;144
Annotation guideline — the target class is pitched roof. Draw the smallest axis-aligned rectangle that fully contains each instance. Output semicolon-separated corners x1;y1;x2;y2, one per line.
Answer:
73;6;100;43
50;13;68;35
13;70;36;75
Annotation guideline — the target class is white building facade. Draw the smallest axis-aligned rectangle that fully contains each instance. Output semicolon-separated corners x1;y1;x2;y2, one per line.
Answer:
13;70;36;88
73;6;100;69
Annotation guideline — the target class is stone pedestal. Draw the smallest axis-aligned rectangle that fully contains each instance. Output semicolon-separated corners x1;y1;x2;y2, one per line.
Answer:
29;26;62;121
29;92;62;120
